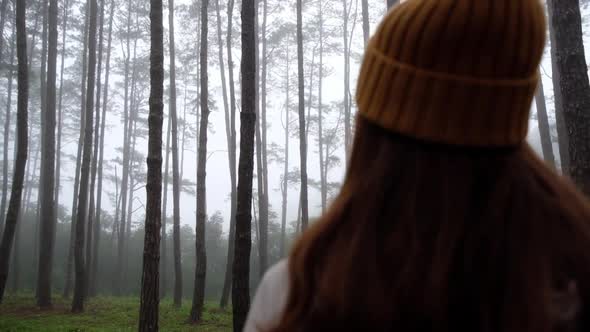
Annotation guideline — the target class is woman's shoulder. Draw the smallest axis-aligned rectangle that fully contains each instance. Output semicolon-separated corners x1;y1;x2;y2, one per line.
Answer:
244;260;290;332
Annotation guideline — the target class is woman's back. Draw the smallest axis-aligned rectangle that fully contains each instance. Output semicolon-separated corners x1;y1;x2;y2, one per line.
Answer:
245;0;590;331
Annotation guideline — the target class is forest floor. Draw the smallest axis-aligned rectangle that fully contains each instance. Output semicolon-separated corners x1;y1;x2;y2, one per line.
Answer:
0;294;232;331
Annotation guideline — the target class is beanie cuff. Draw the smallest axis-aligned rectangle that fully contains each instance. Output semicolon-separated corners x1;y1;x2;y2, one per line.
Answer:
356;46;539;147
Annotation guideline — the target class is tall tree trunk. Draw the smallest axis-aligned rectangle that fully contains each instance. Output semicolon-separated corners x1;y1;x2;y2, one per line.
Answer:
27;3;40;76
548;18;571;174
220;0;237;308
34;0;49;298
160;112;171;299
138;0;164;327
86;0;105;297
116;0;133;295
65;0;89;298
125;81;138;290
111;166;120;253
232;0;255;328
0;0;27;301
168;0;183;308
54;0;69;255
387;0;398;9
36;0;58;308
179;93;187;183
0;22;15;236
11;209;21;292
318;0;326;213
342;0;350;161
252;196;259;257
36;0;49;244
535;78;556;168
12;140;37;294
296;0;309;230
257;0;269;276
93;0;114;297
72;0;98;312
547;0;590;195
0;0;9;66
24;145;39;220
361;0;369;45
280;49;290;258
190;0;209;322
255;109;264;265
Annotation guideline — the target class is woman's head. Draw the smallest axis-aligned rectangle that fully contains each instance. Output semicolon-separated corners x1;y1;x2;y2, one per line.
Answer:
271;0;590;331
356;0;546;147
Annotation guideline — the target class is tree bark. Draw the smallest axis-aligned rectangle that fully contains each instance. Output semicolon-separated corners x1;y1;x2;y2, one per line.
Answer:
116;0;133;295
342;0;351;161
35;0;49;276
72;0;98;312
297;0;309;230
170;2;187;306
280;47;290;258
93;0;114;297
86;0;106;297
535;78;556;168
123;38;139;290
65;0;89;298
257;0;269;277
0;0;10;67
220;0;237;308
547;0;590;195
54;0;69;262
179;92;187;183
318;0;326;213
190;0;209;322
0;21;15;236
36;0;58;308
548;19;571;174
232;0;255;328
0;0;27;302
138;0;164;327
168;0;183;308
160;111;171;299
361;0;369;45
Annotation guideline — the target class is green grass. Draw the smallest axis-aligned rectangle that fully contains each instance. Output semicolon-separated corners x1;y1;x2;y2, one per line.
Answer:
0;295;232;331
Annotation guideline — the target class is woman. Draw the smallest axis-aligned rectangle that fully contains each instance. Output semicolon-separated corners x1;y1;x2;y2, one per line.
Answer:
245;0;590;331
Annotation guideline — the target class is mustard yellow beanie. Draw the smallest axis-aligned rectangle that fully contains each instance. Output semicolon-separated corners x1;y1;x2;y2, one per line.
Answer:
356;0;547;147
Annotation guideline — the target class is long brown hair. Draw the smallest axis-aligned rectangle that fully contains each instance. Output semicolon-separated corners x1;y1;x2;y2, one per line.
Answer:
272;117;590;332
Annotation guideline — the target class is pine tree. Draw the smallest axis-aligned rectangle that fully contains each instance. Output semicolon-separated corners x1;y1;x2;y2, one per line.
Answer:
138;0;164;327
361;0;369;44
36;0;59;308
535;78;556;168
86;0;106;296
190;0;209;322
160;113;171;298
169;0;183;308
547;0;590;194
232;0;255;328
92;0;116;296
0;0;27;302
280;41;291;258
116;0;134;294
72;0;98;312
297;0;309;230
220;0;238;308
0;15;15;236
64;0;90;298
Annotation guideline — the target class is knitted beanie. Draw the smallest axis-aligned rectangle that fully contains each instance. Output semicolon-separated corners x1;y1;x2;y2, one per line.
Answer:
356;0;546;147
